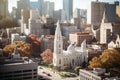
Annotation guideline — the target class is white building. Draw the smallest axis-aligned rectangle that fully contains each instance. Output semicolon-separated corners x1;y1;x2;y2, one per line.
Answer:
11;33;26;43
53;22;88;68
28;10;43;37
100;11;112;44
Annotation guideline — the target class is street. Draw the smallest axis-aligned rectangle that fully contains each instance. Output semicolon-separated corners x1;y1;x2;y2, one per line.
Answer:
38;66;80;80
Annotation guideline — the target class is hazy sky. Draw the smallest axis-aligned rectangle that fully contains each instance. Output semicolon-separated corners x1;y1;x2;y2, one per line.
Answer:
8;0;120;12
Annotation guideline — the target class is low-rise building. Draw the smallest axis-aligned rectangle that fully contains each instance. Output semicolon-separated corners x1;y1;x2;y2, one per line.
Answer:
69;32;93;46
0;47;38;80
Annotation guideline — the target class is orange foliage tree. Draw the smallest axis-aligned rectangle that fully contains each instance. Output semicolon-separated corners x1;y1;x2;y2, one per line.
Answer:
40;49;53;64
3;41;33;57
27;34;41;53
89;49;120;69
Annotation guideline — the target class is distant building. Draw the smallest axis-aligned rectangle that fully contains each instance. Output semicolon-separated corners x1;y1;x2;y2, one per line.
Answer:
53;22;88;68
41;35;54;52
16;0;30;19
69;32;93;46
62;26;80;39
44;1;54;17
21;9;30;34
6;27;21;38
73;8;87;24
30;1;39;10
0;0;8;17
71;17;81;29
28;10;43;37
38;0;44;16
0;47;38;80
108;34;120;49
11;33;26;43
63;0;73;20
88;1;116;26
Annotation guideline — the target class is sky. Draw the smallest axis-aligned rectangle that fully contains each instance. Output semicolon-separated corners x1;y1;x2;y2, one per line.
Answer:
8;0;120;12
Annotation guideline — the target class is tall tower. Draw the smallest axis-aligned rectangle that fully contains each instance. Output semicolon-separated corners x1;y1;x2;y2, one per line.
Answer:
53;21;63;66
0;0;8;17
63;0;73;20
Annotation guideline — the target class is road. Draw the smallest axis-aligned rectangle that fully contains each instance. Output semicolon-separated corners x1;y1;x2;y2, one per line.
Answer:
38;66;80;80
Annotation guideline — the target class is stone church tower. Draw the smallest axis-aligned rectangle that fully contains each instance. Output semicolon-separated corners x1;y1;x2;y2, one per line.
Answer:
53;21;63;66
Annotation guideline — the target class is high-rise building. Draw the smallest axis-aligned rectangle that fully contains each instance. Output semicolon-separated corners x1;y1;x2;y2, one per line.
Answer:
16;0;30;19
63;0;73;20
21;9;30;33
30;1;39;10
44;1;54;17
0;0;8;17
28;10;43;37
88;1;116;26
38;0;44;16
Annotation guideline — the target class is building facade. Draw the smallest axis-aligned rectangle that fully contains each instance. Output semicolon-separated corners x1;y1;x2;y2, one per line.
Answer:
28;10;43;37
53;22;88;68
0;47;38;80
69;32;93;46
63;0;73;20
0;0;8;17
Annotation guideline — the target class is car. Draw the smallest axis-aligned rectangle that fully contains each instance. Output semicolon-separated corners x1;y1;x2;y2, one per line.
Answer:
46;73;52;77
42;71;46;74
39;67;43;69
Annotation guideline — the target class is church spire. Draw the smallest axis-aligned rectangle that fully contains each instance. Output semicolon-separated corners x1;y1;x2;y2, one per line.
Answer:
54;21;63;54
102;10;107;23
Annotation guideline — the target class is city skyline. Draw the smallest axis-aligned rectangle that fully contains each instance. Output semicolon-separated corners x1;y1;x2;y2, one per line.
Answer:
8;0;119;12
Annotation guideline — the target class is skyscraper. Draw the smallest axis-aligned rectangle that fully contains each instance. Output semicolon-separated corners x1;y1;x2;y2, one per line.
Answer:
16;0;30;19
0;0;8;17
63;0;73;20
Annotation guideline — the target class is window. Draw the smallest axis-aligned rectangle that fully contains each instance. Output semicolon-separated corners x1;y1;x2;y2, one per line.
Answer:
59;59;61;64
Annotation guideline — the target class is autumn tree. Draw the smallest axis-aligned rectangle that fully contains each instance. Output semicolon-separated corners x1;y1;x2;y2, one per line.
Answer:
89;49;120;69
27;34;41;53
40;49;53;64
3;41;33;57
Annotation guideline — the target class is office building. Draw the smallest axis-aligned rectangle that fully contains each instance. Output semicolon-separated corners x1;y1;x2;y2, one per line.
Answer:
30;1;39;10
0;0;8;17
63;0;73;20
16;0;30;19
0;47;38;80
69;32;93;46
44;1;54;17
28;10;43;37
88;1;116;26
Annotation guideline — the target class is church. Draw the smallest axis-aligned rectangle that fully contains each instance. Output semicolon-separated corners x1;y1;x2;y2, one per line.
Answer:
53;22;88;68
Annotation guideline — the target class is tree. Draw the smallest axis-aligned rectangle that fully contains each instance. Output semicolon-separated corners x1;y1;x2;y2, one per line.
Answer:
0;17;18;29
3;41;33;57
40;49;53;64
27;34;41;53
89;49;120;69
74;66;81;75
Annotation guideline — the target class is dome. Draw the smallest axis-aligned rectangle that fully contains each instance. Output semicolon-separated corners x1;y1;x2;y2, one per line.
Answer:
67;44;75;52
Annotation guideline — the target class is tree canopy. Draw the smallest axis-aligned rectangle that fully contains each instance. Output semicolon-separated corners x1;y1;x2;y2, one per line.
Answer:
3;41;33;57
27;34;41;53
89;49;120;69
40;49;53;64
